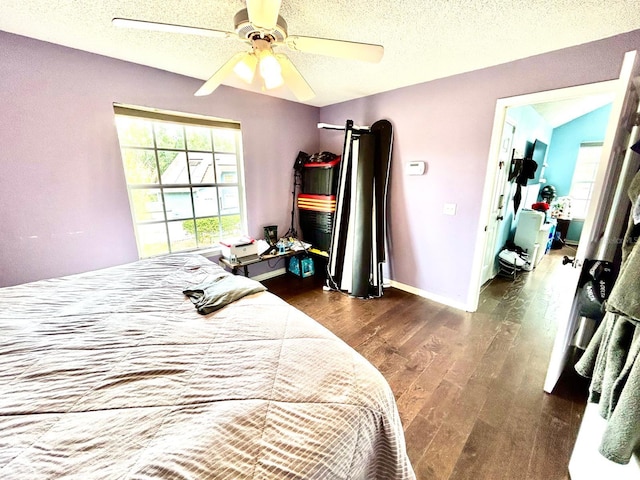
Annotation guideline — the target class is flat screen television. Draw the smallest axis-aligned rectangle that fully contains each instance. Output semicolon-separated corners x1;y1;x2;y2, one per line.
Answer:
524;141;535;159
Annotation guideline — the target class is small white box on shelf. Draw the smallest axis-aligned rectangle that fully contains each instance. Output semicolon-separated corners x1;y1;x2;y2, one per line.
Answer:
219;236;258;262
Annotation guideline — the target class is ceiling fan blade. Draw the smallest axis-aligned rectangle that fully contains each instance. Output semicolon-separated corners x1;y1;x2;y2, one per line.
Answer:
286;35;384;63
112;18;231;38
276;54;315;102
246;0;282;30
194;52;248;96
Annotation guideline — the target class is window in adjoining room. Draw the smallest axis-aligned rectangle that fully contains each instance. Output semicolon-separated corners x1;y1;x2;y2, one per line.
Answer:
114;105;246;258
569;142;603;219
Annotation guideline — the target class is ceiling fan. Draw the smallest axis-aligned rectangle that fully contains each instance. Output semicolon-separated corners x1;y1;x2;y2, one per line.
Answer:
113;0;384;102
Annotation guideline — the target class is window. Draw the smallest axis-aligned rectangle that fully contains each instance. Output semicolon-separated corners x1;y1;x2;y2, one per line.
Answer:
114;105;246;258
569;142;603;219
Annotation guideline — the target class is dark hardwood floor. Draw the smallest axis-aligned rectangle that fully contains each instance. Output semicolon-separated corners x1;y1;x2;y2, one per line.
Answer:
262;247;590;480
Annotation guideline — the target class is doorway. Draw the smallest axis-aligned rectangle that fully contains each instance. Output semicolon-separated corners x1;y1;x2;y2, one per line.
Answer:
467;50;640;480
470;50;640;400
469;79;619;311
479;82;613;292
481;94;614;285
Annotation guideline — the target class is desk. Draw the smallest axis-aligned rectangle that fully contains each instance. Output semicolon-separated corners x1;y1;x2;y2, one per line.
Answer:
218;250;301;277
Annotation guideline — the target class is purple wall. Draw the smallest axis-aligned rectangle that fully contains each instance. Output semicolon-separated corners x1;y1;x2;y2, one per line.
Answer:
320;30;640;307
3;28;640;302
0;31;319;287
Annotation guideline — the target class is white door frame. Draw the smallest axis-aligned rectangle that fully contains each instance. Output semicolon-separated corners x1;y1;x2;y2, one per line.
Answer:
467;80;618;312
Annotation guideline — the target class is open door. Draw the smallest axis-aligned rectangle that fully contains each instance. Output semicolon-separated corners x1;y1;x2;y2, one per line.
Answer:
480;121;516;285
543;50;640;393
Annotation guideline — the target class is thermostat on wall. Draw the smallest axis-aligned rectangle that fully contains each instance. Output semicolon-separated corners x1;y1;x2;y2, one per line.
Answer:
407;161;426;175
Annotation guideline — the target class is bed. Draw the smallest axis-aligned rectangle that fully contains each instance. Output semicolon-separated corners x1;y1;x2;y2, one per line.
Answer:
0;254;415;479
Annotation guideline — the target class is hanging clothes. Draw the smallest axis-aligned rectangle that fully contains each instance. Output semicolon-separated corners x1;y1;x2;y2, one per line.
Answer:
511;158;538;212
575;169;640;464
512;184;522;213
508;158;523;182
575;312;640;464
608;171;640;321
516;158;538;186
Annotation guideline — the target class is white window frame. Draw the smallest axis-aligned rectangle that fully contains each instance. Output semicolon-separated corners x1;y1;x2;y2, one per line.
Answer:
569;142;603;220
113;104;247;258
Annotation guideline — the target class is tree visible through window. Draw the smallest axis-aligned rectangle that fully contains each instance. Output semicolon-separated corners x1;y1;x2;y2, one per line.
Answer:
569;142;603;219
114;105;246;258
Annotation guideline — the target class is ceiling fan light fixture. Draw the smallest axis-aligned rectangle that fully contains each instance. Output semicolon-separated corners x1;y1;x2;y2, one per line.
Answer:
263;71;284;89
258;50;283;89
115;1;383;102
233;53;258;83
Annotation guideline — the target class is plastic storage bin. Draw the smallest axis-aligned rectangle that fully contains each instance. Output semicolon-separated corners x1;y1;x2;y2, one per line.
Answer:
302;157;341;195
299;210;334;252
297;193;336;252
296;194;336;213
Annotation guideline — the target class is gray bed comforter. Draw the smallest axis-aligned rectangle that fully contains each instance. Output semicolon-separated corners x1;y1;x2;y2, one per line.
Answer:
0;254;414;479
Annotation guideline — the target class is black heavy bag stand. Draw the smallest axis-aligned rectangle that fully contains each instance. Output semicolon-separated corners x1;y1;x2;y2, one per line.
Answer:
321;119;393;298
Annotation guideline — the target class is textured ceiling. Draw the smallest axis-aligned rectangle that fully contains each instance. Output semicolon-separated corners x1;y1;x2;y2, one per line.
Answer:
2;0;640;107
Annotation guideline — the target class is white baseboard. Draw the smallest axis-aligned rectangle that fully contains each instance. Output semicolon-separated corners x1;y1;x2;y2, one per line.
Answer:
253;269;471;310
252;268;287;282
385;278;470;311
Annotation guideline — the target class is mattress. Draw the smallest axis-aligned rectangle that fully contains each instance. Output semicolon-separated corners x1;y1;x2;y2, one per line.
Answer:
0;254;414;479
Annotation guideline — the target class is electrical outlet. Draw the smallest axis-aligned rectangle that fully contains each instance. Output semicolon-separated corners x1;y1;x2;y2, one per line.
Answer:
443;203;457;216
